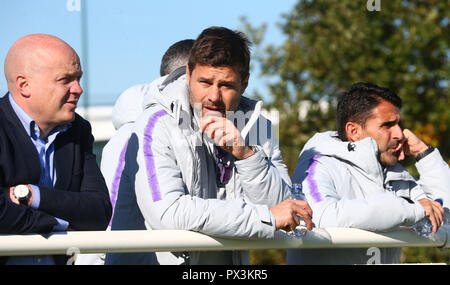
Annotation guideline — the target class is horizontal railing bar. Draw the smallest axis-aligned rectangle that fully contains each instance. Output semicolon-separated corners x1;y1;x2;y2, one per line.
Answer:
0;226;448;256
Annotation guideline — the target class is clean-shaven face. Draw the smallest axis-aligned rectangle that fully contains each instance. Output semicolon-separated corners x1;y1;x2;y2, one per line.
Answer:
28;47;83;127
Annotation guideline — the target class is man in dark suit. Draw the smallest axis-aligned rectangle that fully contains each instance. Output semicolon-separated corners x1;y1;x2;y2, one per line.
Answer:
0;34;112;264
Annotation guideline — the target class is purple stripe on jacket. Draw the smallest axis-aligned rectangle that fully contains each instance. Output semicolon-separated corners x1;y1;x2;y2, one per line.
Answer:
306;155;323;202
108;138;130;227
144;109;168;202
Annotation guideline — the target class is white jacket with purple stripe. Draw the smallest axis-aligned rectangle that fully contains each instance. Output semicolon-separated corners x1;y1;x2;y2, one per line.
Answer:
75;77;167;265
131;74;291;265
287;131;450;265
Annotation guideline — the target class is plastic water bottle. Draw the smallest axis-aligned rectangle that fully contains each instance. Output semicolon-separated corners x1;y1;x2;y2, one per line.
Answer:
287;183;308;238
413;199;448;237
412;218;433;237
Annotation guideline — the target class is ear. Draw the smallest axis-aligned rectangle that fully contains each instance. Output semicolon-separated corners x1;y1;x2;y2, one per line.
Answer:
15;74;32;98
185;64;191;87
345;121;362;142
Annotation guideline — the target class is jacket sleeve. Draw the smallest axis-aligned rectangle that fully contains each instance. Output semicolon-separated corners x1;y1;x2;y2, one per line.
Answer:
37;121;112;231
133;111;275;239
414;148;450;208
234;118;291;208
294;156;425;232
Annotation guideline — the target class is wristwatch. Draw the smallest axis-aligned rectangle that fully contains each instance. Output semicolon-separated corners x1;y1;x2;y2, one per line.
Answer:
415;145;435;162
13;184;30;205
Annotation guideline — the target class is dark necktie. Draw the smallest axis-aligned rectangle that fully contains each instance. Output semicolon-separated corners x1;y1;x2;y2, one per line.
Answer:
215;146;232;186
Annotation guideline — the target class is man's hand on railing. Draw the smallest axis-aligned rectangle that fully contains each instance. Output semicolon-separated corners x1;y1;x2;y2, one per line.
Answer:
417;198;445;233
270;199;313;232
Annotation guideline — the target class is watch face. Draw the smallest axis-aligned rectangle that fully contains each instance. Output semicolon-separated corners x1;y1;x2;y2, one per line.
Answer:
14;185;29;199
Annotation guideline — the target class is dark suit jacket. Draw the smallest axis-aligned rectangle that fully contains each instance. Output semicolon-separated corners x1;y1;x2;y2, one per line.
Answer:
0;94;112;264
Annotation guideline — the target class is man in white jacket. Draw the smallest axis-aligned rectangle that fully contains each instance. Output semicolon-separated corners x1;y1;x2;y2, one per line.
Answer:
287;82;449;265
125;26;312;265
75;39;194;265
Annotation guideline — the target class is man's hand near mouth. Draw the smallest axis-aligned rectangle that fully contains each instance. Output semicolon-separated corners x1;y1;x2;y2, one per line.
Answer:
398;129;429;161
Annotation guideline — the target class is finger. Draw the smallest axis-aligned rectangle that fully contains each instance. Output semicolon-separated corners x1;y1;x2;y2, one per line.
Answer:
428;211;438;233
402;142;411;157
199;117;214;133
401;129;413;155
282;225;294;232
295;207;313;231
203;118;234;137
432;204;444;228
282;217;296;232
204;124;227;142
403;129;416;142
200;115;222;133
397;147;406;161
9;187;15;201
207;122;226;141
295;209;312;229
304;216;313;231
304;203;313;218
23;184;33;207
293;200;313;218
402;128;411;138
435;201;445;216
212;125;233;147
8;187;19;205
432;210;441;232
221;132;239;147
293;213;300;228
431;201;444;222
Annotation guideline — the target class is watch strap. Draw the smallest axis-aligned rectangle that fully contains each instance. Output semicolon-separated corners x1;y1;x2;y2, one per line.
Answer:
18;196;28;205
415;145;435;162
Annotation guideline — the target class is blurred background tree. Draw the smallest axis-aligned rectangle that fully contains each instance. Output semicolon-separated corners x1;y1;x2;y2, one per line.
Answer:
242;0;449;264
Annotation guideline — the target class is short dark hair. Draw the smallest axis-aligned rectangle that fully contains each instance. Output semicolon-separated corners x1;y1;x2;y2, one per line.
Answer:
188;26;251;81
160;39;195;76
337;82;402;141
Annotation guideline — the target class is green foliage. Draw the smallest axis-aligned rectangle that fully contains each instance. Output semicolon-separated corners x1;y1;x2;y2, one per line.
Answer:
250;248;450;264
250;249;286;265
242;0;449;174
402;247;450;264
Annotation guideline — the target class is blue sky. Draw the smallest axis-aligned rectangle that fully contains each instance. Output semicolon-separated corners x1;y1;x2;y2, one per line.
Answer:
0;0;297;106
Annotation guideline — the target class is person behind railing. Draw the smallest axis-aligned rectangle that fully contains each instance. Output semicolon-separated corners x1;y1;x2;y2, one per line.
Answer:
0;34;112;265
75;39;195;265
120;26;312;265
287;82;450;265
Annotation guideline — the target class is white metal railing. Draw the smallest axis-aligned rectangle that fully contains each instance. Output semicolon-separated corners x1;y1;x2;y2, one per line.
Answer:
0;225;449;257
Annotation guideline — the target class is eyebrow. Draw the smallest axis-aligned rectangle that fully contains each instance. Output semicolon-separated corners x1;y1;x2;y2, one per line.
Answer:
197;76;236;85
57;70;83;80
380;118;399;127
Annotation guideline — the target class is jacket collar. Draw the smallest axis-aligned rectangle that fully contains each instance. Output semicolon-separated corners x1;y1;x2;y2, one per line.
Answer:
7;93;71;140
303;131;415;184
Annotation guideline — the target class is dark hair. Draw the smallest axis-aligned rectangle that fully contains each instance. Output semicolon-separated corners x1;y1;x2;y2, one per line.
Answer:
160;39;195;76
188;26;251;81
337;82;402;141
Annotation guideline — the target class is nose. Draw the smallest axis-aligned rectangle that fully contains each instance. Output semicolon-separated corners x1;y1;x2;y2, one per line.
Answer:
208;85;221;103
71;80;83;96
392;124;405;143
